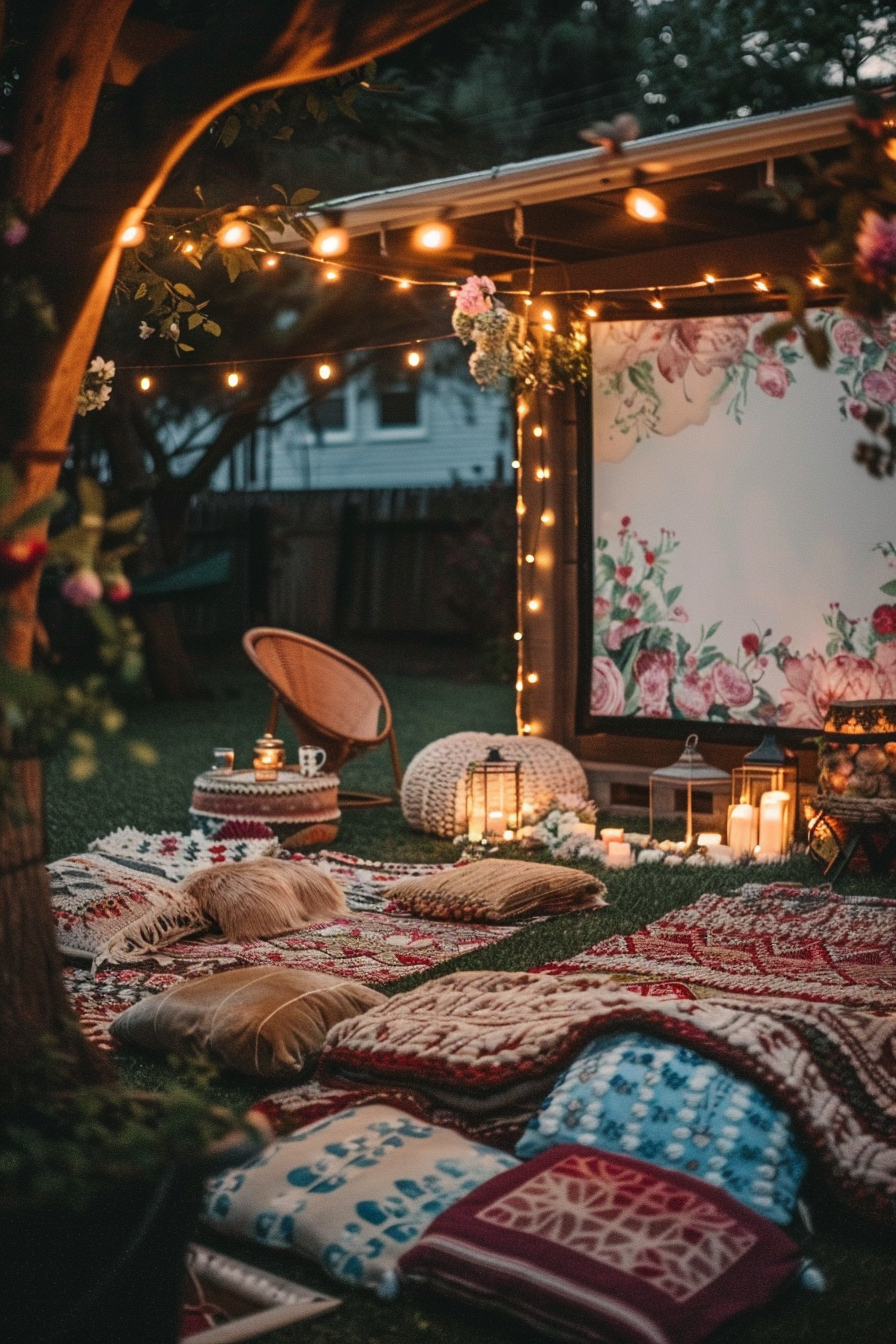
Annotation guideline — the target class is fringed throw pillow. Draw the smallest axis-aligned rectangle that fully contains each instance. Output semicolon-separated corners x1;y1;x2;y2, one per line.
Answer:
387;858;606;923
110;966;384;1078
180;857;347;941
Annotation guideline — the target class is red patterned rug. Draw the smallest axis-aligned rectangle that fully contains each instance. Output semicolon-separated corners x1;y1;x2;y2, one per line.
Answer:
537;883;896;1010
64;911;518;1051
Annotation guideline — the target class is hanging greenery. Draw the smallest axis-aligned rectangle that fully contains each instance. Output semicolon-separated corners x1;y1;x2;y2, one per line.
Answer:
452;276;591;394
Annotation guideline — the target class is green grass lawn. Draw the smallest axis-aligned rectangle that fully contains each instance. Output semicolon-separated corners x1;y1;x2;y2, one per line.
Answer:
46;670;896;1344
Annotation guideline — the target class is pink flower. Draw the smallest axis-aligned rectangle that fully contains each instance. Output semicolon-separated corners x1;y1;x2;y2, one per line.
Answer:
671;605;688;622
454;275;496;316
634;648;675;717
741;632;760;657
777;651;890;729
604;617;647;650
643;550;656;566
832;319;864;357
755;360;788;398
673;670;714;718
711;659;754;708
849;401;866;419
625;592;642;610
105;576;132;603
593;595;611;621
656;316;755;384
861;368;896;404
872;603;896;636
590;321;666;376
855;211;896;288
61;567;103;607
620;515;631;528
615;564;633;585
591;656;626;716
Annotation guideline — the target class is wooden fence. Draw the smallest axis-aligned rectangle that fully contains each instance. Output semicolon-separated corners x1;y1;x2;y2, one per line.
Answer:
176;484;516;649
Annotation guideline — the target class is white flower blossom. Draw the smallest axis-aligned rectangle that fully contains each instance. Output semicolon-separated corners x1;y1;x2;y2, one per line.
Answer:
139;321;155;340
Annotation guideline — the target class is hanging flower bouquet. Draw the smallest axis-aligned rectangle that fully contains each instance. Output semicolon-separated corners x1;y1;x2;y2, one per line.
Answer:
452;277;590;393
76;357;116;416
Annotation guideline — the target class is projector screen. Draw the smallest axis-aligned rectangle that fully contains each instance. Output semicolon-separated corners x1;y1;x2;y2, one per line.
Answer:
581;309;896;739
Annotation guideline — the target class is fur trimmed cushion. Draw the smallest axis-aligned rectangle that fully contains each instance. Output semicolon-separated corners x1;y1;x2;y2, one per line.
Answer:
386;858;606;923
180;857;347;941
109;966;384;1077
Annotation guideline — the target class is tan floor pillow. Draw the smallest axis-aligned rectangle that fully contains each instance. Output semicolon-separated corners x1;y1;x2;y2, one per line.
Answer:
387;858;606;922
109;966;385;1078
179;857;348;940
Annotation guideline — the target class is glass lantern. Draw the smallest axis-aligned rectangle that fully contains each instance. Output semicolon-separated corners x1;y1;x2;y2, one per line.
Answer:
466;748;522;844
729;731;798;859
253;733;285;782
648;734;730;844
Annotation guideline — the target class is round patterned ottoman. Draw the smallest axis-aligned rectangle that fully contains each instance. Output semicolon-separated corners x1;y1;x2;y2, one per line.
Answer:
190;768;341;842
401;732;588;838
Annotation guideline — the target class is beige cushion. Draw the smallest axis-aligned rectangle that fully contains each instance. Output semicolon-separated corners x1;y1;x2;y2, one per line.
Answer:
179;857;347;941
109;966;385;1078
387;858;606;923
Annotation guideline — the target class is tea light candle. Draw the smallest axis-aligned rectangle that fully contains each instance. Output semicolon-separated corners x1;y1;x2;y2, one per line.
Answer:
600;827;625;844
758;790;790;857
696;832;722;848
604;841;633;868
727;803;756;859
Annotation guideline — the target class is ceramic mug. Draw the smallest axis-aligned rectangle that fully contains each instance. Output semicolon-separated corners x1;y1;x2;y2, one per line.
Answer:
298;746;327;777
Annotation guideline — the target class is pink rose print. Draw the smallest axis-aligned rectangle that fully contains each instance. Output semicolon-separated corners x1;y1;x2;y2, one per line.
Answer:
605;617;647;650
615;564;633;584
872;603;896;636
849;402;867;419
625;592;642;610
673;670;714;718
778;652;890;729
861;368;896;405
656;316;755;384
711;659;754;708
832;319;864;357
593;595;611;621
741;632;760;657
634;648;675;718
755;360;788;399
591;656;627;716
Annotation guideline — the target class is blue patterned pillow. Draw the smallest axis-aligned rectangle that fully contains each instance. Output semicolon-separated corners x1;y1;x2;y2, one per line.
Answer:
516;1033;806;1225
203;1104;518;1297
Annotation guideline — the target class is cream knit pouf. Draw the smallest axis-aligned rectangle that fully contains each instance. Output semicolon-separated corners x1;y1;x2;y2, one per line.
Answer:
401;731;588;838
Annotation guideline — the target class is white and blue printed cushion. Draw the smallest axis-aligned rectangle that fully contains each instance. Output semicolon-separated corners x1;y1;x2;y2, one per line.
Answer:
203;1104;519;1297
516;1033;807;1225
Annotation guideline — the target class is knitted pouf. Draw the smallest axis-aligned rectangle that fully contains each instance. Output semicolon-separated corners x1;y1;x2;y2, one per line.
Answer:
401;732;588;838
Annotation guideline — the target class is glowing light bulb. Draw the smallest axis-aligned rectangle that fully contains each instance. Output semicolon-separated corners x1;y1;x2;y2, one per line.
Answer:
521;723;532;735
527;597;541;612
513;631;523;641
226;371;241;388
649;291;664;310
754;277;769;292
532;426;543;439
624;188;667;223
516;679;524;692
808;273;825;288
324;268;340;281
406;349;423;368
448;287;459;297
263;254;279;268
318;362;332;381
182;242;195;254
704;273;716;286
524;298;533;307
397;279;412;290
311;226;349;258
138;375;152;392
511;459;521;470
526;672;538;684
411;221;454;251
541;308;553;323
118;221;145;247
540;509;555;526
584;305;598;318
535;467;550;481
884;137;896;163
525;553;535;564
217;220;252;248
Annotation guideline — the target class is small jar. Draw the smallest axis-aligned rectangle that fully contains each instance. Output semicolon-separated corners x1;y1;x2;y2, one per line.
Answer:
253;733;285;782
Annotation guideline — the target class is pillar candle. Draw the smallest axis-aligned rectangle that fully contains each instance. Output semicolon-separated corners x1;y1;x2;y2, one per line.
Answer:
600;827;625;844
605;841;633;868
696;832;722;848
757;790;790;857
727;803;756;859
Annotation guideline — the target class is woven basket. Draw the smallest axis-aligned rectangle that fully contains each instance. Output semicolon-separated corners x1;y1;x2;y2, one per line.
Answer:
812;794;896;825
401;732;588;838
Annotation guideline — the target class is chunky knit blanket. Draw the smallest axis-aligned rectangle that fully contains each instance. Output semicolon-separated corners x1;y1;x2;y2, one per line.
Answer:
538;883;896;1011
308;969;896;1225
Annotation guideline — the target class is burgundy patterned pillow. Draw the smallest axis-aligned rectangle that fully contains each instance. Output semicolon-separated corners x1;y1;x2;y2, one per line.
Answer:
398;1144;800;1344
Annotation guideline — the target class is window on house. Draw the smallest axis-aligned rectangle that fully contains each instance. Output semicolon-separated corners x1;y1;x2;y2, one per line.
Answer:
374;355;421;429
309;388;348;435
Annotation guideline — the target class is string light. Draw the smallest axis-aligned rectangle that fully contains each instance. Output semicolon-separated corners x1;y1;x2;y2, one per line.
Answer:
513;631;523;641
311;226;349;258
448;287;459;297
397;279;412;290
540;508;555;525
516;678;524;692
526;672;539;684
182;241;196;254
649;290;665;310
532;426;543;438
263;255;279;269
540;308;553;323
535;467;550;481
317;362;333;380
516;499;526;516
324;268;340;282
754;277;770;292
527;597;541;612
511;458;521;470
406;349;423;368
118;221;145;247
521;723;532;735
624;187;667;223
525;553;535;564
217;220;252;248
704;273;716;286
808;273;825;288
226;371;241;388
138;375;152;392
411;221;454;251
524;298;533;307
584;305;599;319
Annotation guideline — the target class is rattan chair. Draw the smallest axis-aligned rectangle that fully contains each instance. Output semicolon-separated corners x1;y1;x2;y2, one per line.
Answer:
242;627;402;807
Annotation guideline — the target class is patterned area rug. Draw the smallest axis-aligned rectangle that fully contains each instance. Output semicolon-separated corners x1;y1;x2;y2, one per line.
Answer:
537;883;896;1010
262;969;896;1225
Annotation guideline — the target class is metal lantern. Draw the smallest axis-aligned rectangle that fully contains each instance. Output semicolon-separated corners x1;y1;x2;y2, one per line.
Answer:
253;732;285;782
648;734;730;844
466;747;522;844
729;731;798;859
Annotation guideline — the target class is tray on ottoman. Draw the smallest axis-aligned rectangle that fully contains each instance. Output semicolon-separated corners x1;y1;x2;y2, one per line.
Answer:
190;767;340;842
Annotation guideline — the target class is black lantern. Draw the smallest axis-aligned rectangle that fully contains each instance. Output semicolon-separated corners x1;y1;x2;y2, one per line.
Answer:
465;747;522;844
